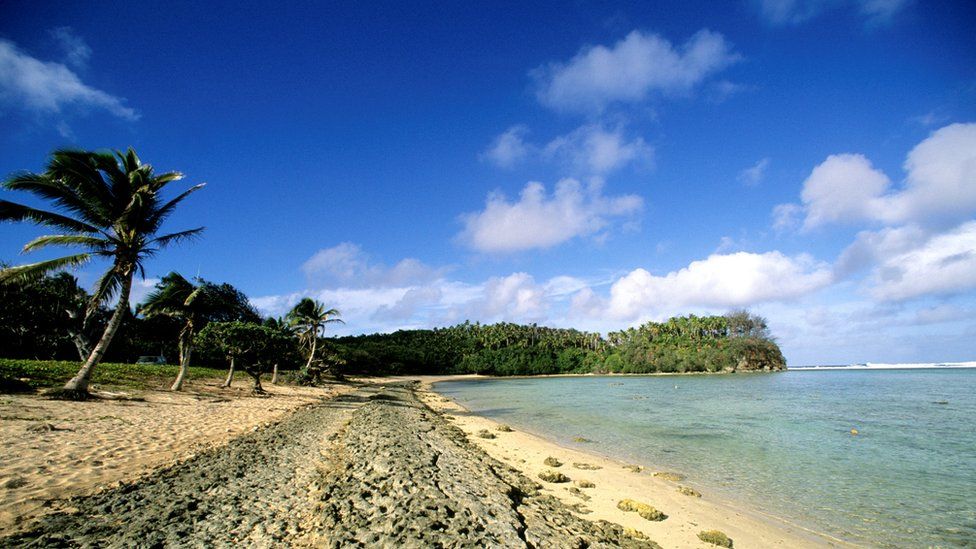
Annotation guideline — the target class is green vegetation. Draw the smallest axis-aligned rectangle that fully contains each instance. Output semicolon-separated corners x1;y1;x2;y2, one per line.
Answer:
0;358;241;393
195;322;298;394
286;298;344;382
138;272;260;391
0;148;205;397
333;312;784;377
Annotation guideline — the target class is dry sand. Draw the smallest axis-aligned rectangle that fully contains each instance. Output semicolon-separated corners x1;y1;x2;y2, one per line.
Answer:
0;378;350;534
415;375;853;549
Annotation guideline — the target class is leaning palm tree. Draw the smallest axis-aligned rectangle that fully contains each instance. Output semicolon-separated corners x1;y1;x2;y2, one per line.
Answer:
138;272;210;391
286;298;343;373
0;148;204;398
263;316;297;384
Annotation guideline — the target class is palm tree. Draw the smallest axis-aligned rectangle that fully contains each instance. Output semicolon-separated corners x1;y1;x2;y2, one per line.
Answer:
0;148;204;397
263;316;296;384
138;272;209;391
286;298;343;373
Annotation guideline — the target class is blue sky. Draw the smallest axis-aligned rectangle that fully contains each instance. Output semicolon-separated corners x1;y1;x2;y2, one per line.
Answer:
2;0;975;365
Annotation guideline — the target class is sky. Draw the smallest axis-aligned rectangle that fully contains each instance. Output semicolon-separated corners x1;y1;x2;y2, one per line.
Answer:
1;0;975;365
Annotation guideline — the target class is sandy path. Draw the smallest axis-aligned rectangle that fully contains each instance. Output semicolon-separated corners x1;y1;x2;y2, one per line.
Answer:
417;378;855;549
0;379;350;535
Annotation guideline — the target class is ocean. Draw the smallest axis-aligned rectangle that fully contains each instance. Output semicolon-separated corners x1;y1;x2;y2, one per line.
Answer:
436;367;976;548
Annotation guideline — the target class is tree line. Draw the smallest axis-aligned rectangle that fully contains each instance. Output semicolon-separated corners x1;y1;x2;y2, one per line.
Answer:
331;312;785;377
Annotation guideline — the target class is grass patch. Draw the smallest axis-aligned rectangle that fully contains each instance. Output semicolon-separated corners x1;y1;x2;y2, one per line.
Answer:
0;358;231;392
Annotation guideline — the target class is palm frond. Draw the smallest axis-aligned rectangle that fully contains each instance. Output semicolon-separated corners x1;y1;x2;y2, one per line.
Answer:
0;254;91;285
149;227;205;249
0;200;102;234
48;150;116;220
147;182;203;230
23;234;110;253
89;268;123;311
3;173;109;227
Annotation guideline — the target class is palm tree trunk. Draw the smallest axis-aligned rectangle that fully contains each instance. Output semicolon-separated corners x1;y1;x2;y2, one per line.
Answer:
223;357;235;388
271;363;279;384
170;323;193;391
171;344;192;391
304;334;317;371
62;272;133;394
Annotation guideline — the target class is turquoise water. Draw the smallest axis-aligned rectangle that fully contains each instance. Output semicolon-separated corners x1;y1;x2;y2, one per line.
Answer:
436;369;976;548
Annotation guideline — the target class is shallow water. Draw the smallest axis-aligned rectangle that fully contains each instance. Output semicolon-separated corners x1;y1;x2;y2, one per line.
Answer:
436;369;976;548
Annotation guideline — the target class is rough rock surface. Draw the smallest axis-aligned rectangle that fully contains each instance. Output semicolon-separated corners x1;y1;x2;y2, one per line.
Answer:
313;383;659;548
3;382;661;548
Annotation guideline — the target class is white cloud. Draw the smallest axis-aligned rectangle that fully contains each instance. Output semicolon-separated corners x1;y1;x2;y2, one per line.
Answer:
49;27;91;69
868;221;976;301
755;0;909;25
470;273;547;320
457;178;643;253
533;29;739;113
884;123;976;223
302;242;446;288
800;153;891;229
481;125;531;168
596;251;833;320
543;124;653;175
790;123;976;230
834;224;927;277
0;39;138;120
482;123;652;176
738;157;770;186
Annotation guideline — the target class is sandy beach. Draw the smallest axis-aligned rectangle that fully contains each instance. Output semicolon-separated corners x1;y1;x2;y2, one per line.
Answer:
3;374;853;547
416;375;850;548
0;377;350;536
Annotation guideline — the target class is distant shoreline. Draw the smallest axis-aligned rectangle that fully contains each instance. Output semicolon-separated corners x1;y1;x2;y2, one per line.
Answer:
790;361;976;370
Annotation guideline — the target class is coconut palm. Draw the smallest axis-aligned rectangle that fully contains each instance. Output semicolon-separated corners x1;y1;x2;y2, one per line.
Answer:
137;272;208;391
286;298;343;373
0;148;204;397
262;316;297;384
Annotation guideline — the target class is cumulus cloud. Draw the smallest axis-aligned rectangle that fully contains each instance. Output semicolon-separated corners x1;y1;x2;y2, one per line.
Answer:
482;124;653;176
543;124;653;175
800;153;891;229
302;242;447;288
590;251;833;321
755;0;910;25
867;221;976;301
834;224;927;277
458;178;643;253
532;29;739;113
481;125;531;168
738;157;770;186
254;261;593;334
0;38;138;120
788;123;976;230
884;123;976;223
